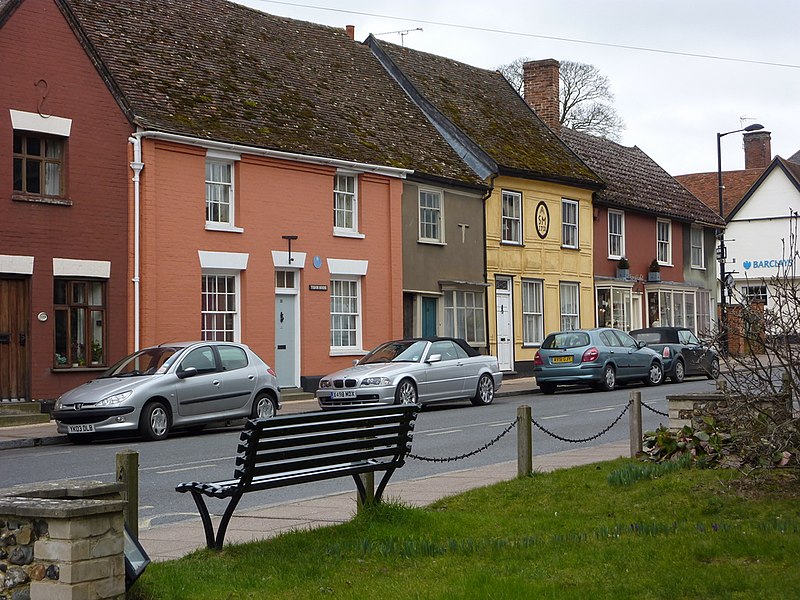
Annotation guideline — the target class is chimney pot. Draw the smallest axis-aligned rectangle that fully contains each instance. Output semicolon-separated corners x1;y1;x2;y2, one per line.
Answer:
743;130;771;169
345;25;355;40
522;59;560;131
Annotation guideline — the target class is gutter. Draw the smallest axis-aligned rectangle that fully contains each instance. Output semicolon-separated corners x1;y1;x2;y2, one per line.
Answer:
134;130;413;179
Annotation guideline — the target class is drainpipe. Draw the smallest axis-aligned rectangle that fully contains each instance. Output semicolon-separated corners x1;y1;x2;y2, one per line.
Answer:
128;135;144;351
482;176;496;355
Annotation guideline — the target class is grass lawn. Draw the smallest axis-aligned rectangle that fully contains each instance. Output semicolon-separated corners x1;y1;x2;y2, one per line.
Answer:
129;459;800;599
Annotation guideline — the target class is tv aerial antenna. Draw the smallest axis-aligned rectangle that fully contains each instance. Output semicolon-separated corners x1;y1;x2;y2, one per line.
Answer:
375;27;423;46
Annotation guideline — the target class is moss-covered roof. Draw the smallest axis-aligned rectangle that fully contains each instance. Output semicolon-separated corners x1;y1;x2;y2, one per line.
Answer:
560;128;724;226
59;0;484;186
367;39;603;189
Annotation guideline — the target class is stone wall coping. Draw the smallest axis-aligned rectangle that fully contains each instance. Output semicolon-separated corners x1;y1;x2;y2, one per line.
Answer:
0;480;125;518
666;392;726;401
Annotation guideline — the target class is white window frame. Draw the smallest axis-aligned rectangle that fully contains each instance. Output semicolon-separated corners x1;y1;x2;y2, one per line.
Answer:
608;209;625;259
743;285;768;304
443;289;486;345
330;276;362;352
201;272;240;342
501;190;522;244
521;279;544;345
559;281;580;331
690;226;705;269
562;199;579;249
696;289;712;337
333;172;364;238
418;188;444;243
657;219;672;265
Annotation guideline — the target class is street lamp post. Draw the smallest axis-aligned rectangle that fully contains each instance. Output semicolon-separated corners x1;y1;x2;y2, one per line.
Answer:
716;123;764;356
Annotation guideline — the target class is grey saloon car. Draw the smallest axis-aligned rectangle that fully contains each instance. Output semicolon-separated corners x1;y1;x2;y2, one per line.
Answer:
316;337;503;409
54;341;281;442
533;328;664;394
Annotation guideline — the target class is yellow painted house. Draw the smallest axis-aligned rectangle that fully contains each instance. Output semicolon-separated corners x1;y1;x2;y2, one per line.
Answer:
367;38;604;375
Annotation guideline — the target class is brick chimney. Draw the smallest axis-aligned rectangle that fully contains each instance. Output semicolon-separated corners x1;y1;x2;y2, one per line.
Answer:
345;25;355;40
522;59;560;131
743;130;771;169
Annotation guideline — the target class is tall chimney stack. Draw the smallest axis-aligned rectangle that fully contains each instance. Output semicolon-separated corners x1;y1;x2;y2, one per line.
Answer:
345;25;355;40
522;59;560;131
743;130;771;169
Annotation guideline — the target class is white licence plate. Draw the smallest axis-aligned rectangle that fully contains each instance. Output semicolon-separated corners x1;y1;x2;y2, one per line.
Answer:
67;424;95;434
330;390;357;399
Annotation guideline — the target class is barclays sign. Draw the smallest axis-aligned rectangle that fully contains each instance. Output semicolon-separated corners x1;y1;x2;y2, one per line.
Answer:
742;258;794;270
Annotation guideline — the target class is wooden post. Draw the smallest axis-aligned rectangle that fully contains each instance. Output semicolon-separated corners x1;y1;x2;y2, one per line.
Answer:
517;404;532;477
629;391;642;458
116;450;139;537
357;472;375;514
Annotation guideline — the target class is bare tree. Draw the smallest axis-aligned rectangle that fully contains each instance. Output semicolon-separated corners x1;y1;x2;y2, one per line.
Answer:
497;57;625;140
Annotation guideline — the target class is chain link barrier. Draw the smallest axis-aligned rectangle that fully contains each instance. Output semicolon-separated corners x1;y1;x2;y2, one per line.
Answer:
641;400;668;417
408;397;640;462
408;418;518;463
529;399;632;444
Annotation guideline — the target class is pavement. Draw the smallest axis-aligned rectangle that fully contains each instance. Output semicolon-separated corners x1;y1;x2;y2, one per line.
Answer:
0;376;630;562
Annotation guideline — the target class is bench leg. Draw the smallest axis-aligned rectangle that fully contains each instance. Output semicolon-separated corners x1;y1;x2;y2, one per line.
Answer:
187;491;244;550
352;468;396;506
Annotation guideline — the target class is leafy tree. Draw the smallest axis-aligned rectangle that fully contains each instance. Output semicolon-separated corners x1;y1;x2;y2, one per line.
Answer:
497;57;625;140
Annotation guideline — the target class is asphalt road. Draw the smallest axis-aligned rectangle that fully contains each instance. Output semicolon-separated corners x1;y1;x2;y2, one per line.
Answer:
2;378;718;529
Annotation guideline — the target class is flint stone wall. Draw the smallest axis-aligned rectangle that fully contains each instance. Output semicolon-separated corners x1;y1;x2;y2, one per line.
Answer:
0;481;125;600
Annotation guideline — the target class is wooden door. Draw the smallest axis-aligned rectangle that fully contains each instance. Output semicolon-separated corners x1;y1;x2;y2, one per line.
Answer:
0;278;30;401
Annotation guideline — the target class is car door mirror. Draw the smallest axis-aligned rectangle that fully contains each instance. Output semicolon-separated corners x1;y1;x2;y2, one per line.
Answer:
177;366;198;380
636;340;646;349
426;354;442;364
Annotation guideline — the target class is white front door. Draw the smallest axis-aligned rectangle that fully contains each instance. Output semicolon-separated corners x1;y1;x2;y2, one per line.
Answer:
495;278;513;371
275;292;299;388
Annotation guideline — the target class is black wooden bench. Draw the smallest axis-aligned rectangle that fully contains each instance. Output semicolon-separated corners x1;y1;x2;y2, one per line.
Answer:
175;404;419;550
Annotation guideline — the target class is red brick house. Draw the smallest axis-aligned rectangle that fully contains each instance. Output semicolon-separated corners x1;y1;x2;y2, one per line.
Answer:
0;0;131;401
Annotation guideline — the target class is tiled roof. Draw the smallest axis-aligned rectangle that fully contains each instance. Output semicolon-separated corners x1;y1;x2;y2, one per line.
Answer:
675;169;761;220
560;129;724;226
366;38;603;189
59;0;484;186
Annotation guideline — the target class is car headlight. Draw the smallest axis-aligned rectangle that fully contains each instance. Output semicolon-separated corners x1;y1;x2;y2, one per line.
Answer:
361;377;391;386
54;397;64;410
319;379;331;389
95;390;133;406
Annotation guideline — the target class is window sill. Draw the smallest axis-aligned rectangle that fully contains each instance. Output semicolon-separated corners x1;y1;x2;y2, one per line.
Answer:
329;348;367;357
205;223;244;233
12;193;72;206
418;239;446;246
51;366;107;373
333;229;365;239
691;265;706;271
561;245;580;250
500;241;524;247
522;343;542;349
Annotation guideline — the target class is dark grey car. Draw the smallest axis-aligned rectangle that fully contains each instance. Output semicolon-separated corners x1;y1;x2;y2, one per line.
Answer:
53;341;281;442
630;327;720;382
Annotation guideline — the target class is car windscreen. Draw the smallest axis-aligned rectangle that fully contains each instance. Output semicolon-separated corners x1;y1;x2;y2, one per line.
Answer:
102;347;180;377
359;341;428;364
542;332;590;349
631;332;663;344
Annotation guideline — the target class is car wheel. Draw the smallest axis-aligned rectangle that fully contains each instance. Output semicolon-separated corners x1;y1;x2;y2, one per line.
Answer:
599;364;616;391
645;361;664;386
139;401;170;441
394;379;418;405
671;359;685;383
707;357;721;380
471;374;495;406
252;392;277;420
539;382;557;395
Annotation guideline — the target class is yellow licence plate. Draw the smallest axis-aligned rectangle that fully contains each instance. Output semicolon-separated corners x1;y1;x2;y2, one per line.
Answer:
552;356;573;363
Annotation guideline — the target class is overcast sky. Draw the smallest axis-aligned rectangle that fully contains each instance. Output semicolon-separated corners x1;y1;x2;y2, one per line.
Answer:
236;0;799;176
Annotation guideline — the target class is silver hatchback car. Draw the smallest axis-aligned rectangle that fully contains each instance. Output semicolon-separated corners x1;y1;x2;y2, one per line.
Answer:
54;341;281;442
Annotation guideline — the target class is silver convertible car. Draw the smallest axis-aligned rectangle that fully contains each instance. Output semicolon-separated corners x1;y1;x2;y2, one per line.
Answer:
316;338;503;409
53;341;281;442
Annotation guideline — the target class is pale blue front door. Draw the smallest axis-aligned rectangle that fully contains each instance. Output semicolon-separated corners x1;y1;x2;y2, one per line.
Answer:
422;297;437;337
